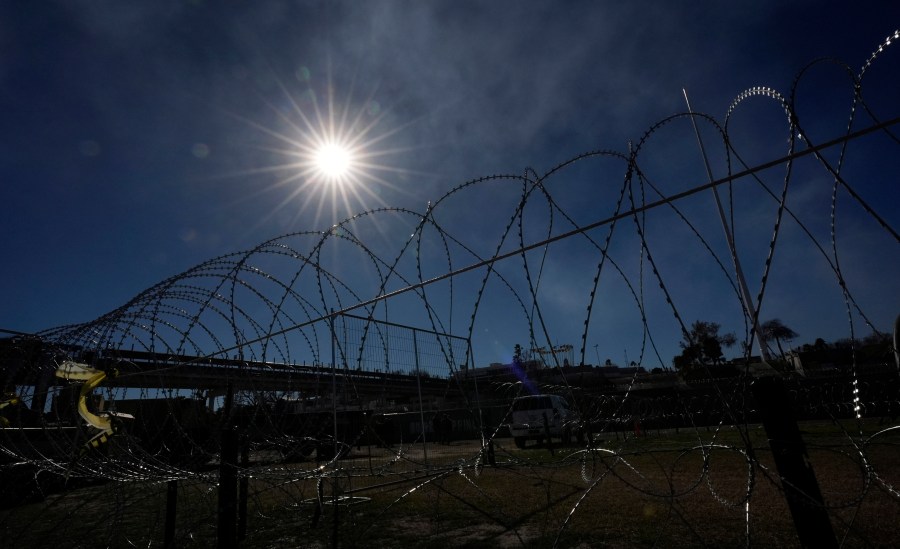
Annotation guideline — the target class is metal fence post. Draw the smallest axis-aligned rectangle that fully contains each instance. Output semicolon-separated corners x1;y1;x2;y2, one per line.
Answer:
218;384;238;549
413;329;428;465
218;425;238;549
752;376;836;548
164;479;178;548
237;440;249;541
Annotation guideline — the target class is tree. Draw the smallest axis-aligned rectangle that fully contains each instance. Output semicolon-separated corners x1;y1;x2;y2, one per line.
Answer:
861;331;890;346
761;319;799;358
513;344;523;365
673;320;736;371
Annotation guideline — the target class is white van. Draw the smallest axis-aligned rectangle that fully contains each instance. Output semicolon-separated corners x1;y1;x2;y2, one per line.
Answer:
507;394;578;448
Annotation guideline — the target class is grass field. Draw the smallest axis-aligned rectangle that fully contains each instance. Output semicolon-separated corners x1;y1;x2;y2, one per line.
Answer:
2;419;898;547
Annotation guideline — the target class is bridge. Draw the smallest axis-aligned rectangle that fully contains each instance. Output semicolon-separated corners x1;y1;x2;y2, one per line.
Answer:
1;340;477;415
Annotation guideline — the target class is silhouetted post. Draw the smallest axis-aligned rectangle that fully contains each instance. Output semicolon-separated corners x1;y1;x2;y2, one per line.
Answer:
164;479;178;548
329;311;339;462
218;383;237;549
218;426;238;548
237;441;250;541
412;330;428;465
752;376;836;548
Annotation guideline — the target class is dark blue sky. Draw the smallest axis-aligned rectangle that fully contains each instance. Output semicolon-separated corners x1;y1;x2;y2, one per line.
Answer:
2;1;898;366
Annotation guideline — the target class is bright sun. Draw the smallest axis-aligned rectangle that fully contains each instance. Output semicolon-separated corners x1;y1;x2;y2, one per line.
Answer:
233;73;409;227
314;143;353;180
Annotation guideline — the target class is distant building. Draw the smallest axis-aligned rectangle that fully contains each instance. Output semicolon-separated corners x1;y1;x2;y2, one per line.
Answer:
456;359;543;381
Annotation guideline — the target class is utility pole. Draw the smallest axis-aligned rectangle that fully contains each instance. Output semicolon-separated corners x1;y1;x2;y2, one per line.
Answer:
682;91;834;547
683;90;772;363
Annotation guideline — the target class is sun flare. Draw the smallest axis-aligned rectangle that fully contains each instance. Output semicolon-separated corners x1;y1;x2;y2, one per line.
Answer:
314;142;353;180
227;68;422;230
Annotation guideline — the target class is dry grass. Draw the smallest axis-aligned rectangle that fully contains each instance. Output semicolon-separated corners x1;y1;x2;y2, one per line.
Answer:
2;419;898;547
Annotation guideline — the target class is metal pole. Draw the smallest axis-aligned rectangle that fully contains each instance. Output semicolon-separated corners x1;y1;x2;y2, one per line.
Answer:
751;377;836;547
329;311;340;548
164;479;178;548
218;383;237;549
218;426;238;549
412;329;428;465
683;89;772;363
468;341;488;462
237;441;249;541
683;87;834;549
330;311;339;459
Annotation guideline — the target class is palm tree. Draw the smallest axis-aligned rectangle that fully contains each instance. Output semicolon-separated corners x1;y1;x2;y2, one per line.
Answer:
761;319;799;358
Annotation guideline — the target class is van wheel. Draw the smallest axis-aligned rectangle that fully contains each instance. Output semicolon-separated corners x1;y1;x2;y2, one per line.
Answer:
514;437;527;449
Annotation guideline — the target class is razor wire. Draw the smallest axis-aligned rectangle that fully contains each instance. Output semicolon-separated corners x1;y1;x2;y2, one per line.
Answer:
1;30;899;548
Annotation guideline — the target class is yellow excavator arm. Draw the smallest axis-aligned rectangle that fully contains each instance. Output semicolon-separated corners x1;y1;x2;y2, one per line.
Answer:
55;360;127;451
